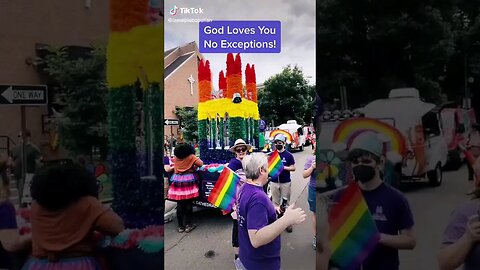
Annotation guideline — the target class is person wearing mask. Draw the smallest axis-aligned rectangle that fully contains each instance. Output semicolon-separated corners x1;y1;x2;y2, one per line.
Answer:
227;139;250;261
269;134;296;233
0;154;32;270
22;163;124;269
236;153;306;270
438;181;480;269
332;132;416;270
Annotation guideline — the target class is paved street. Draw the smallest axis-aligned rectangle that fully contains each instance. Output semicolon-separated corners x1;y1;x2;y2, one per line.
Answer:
165;150;316;270
400;165;473;270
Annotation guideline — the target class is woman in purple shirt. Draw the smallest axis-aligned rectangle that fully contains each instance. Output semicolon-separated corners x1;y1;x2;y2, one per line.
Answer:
438;190;480;269
0;154;31;269
236;153;306;270
227;139;250;261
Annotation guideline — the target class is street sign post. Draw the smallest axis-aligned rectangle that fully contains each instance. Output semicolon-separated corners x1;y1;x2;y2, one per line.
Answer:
164;119;180;125
0;85;48;202
0;85;48;105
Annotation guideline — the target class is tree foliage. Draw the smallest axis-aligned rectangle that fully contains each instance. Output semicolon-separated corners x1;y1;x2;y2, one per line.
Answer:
258;65;315;126
317;0;480;108
175;107;198;142
42;46;108;158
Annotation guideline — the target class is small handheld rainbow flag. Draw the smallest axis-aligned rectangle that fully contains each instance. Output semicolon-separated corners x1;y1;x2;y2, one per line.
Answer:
329;182;380;269
268;150;284;178
208;167;240;211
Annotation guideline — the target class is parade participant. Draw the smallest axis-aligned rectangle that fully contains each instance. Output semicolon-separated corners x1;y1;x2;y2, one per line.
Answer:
332;132;416;270
163;151;177;224
167;143;203;233
466;124;480;194
269;133;296;233
23;163;124;270
303;143;317;250
438;182;480;269
11;130;42;182
236;153;306;270
0;153;31;270
227;139;250;260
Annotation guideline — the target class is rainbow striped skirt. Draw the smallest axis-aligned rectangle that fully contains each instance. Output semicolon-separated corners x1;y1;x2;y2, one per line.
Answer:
167;173;199;201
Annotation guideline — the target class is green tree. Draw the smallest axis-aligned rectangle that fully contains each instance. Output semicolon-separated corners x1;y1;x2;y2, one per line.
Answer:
42;46;108;158
258;65;313;126
175;107;198;142
317;0;455;106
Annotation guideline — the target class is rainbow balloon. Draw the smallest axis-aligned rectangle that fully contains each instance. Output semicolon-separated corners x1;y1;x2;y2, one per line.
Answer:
269;129;293;143
333;118;407;155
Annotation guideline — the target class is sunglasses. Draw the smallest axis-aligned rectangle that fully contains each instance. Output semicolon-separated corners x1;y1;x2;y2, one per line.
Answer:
235;148;247;153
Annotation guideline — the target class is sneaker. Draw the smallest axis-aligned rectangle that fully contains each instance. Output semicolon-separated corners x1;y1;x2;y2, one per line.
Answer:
185;224;197;233
312;236;316;250
286;225;293;233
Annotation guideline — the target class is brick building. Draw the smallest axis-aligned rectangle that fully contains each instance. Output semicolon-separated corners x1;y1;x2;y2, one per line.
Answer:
164;42;202;138
0;1;109;159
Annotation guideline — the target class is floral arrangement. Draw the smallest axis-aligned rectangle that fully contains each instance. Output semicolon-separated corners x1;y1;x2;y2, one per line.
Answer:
198;60;212;102
97;226;164;253
197;53;260;164
107;0;164;233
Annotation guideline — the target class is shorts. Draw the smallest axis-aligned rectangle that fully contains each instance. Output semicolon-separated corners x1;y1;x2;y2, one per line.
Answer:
269;182;291;206
308;186;316;213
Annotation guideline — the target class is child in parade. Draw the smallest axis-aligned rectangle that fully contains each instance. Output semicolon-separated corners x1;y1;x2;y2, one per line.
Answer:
167;143;204;233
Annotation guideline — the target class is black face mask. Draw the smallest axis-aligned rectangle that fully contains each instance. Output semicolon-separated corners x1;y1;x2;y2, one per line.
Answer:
353;165;376;183
276;144;284;151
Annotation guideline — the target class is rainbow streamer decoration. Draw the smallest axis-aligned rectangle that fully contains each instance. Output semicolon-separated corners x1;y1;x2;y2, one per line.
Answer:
268;150;284;178
208;167;241;211
333;118;407;155
197;53;260;164
106;0;164;228
329;182;380;269
269;129;293;143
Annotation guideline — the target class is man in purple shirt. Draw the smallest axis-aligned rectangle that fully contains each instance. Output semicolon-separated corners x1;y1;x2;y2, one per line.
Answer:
269;134;296;233
237;153;306;270
332;132;416;270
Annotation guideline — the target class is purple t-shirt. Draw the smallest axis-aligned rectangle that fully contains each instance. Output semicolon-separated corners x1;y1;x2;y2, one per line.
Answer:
271;151;295;183
228;158;243;172
442;201;480;270
333;183;414;270
238;183;280;270
0;201;17;269
304;156;316;188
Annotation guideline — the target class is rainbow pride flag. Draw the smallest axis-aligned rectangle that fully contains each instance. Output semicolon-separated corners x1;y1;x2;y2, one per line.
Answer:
268;150;284;178
208;167;240;211
329;182;380;269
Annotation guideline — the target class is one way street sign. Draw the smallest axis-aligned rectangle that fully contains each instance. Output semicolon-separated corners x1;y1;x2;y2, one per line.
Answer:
0;85;48;105
164;119;180;125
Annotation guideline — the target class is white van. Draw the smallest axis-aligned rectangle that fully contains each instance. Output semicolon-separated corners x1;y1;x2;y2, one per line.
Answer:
277;120;306;151
359;88;448;186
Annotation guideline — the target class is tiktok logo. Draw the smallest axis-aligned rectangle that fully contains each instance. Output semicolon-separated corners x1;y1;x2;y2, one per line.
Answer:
170;5;178;16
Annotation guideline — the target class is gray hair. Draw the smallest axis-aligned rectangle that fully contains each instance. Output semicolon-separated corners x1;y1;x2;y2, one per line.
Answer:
242;153;268;180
